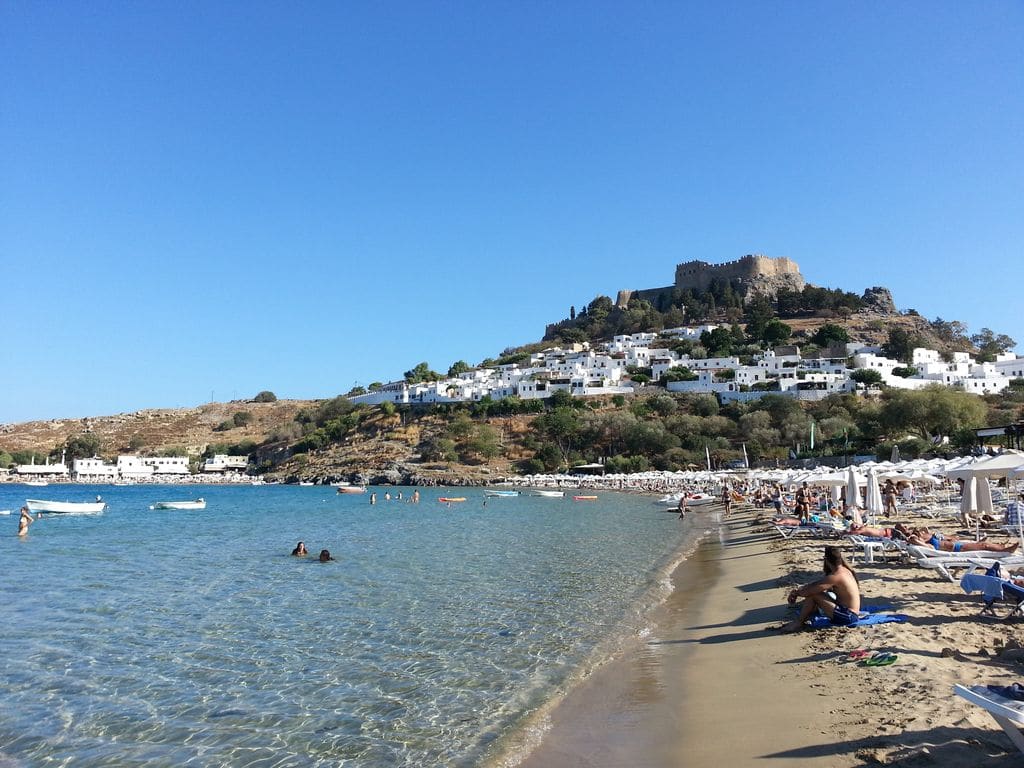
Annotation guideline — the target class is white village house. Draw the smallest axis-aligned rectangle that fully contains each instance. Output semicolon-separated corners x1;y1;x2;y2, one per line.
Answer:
349;324;1022;408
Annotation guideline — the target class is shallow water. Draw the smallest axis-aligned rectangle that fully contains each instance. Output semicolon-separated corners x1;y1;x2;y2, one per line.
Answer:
0;485;699;767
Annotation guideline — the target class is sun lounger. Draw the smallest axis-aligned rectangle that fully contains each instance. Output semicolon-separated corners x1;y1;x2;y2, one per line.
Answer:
960;573;1024;620
954;683;1024;755
773;520;846;539
913;552;1024;581
904;543;1020;561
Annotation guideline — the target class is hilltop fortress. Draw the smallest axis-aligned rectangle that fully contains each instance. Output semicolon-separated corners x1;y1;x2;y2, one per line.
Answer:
616;254;807;307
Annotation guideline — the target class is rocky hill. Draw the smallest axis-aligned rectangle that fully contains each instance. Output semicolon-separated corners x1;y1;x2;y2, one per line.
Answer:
0;290;999;483
0;400;314;460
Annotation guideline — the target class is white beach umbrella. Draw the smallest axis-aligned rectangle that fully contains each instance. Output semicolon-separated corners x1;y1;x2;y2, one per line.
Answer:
865;468;884;524
960;475;978;531
845;465;863;524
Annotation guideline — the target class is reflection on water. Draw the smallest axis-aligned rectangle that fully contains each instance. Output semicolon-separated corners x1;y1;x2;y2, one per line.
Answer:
0;485;699;767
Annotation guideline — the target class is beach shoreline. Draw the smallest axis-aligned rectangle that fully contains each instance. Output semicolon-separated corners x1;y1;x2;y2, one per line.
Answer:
512;501;1024;767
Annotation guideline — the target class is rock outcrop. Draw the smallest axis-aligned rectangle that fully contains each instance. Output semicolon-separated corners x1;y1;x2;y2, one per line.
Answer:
861;286;897;314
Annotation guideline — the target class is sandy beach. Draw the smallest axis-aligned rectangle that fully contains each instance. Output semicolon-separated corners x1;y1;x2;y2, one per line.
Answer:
518;501;1024;767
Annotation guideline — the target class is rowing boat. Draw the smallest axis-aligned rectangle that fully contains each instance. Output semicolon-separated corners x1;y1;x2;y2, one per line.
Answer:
150;499;206;510
26;498;106;514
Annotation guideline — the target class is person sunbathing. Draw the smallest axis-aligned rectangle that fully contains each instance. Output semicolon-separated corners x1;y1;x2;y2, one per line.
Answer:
848;522;912;540
775;545;861;633
907;526;1018;553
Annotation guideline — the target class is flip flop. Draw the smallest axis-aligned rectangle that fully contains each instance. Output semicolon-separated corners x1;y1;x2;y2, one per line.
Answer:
847;649;871;661
863;653;898;666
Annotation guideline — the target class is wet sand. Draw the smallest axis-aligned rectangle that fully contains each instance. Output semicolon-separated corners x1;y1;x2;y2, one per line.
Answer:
517;503;1024;767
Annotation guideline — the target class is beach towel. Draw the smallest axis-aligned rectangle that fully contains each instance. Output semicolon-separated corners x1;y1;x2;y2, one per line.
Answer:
988;683;1024;702
807;605;908;629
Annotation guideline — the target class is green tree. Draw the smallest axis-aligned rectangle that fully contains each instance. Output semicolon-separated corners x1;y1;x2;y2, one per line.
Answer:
761;318;793;346
64;433;102;461
253;391;277;403
971;328;1017;362
533;406;581;466
878;385;987;441
881;327;922;363
700;327;736;356
661;367;698;383
233;411;253;427
850;369;884;386
462;424;501;462
404;362;441;383
810;323;850;347
448;360;472;377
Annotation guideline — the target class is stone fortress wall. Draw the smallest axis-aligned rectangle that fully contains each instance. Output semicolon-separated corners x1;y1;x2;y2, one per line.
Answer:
674;254;804;293
616;254;806;308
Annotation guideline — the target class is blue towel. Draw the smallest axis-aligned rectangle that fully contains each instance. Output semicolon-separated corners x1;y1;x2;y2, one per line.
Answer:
961;574;1008;601
807;611;908;629
961;574;1024;602
988;683;1024;701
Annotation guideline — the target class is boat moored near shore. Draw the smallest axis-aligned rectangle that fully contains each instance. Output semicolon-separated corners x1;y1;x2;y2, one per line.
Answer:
26;498;107;514
150;499;206;510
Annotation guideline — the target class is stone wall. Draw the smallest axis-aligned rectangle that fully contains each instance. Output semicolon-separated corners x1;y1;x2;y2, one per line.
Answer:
673;255;805;294
616;254;807;308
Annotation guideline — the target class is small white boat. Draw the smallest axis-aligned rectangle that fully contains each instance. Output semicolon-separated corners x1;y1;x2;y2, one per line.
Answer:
26;498;106;514
532;489;565;498
150;499;206;510
484;490;520;497
23;480;49;487
336;486;366;494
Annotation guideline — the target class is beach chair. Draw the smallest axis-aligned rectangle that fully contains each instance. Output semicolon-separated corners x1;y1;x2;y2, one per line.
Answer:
953;683;1024;755
960;572;1024;620
910;547;1024;582
773;519;846;540
845;534;903;564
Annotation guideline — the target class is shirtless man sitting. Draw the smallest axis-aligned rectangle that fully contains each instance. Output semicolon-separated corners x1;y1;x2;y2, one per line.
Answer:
776;545;861;633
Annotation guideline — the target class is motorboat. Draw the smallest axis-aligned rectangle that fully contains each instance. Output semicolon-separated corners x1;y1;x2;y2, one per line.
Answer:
336;486;366;494
150;499;206;510
531;489;565;497
26;498;106;514
484;490;520;497
23;480;49;487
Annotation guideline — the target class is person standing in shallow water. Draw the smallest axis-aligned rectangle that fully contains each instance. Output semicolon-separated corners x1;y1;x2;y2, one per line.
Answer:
17;506;36;537
291;541;307;557
318;549;334;562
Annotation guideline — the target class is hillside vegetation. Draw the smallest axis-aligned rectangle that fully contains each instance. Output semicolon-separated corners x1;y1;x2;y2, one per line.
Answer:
2;279;1020;483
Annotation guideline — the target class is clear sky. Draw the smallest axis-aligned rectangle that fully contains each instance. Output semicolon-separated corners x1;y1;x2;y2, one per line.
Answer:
2;2;1022;424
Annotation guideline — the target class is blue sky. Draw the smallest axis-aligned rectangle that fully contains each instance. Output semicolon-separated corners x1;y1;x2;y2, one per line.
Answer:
2;2;1022;424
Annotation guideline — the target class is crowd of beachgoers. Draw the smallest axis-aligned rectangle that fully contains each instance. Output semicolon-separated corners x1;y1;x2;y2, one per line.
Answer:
734;451;1024;762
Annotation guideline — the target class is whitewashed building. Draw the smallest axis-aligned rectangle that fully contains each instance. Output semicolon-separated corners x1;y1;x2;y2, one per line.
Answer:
202;454;249;472
72;457;118;482
143;456;191;475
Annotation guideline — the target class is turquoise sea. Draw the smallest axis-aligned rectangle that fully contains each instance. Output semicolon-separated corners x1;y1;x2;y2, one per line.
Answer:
0;485;706;767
